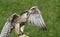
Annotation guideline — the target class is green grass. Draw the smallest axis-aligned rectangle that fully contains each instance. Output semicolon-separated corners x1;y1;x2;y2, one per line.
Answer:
0;0;60;37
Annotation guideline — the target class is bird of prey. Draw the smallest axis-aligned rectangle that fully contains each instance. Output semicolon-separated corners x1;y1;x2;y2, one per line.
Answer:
0;6;47;37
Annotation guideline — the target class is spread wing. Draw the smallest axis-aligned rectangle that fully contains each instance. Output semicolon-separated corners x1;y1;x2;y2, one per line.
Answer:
0;13;18;37
27;6;47;30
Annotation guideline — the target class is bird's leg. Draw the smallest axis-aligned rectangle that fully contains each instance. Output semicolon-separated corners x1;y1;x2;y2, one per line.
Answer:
14;23;20;35
20;25;25;35
19;25;29;37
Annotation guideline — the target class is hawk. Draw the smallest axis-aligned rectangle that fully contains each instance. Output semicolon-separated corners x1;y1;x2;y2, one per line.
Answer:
0;6;47;37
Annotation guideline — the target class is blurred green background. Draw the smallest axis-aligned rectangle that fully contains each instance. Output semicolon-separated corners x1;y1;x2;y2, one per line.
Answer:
0;0;60;37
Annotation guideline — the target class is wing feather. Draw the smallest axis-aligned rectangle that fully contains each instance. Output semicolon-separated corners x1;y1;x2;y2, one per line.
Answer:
28;6;47;30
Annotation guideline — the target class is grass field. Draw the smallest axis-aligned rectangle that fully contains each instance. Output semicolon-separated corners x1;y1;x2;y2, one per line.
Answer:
0;0;60;37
